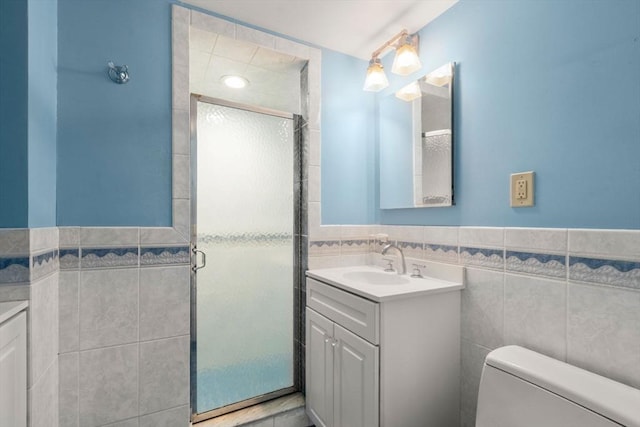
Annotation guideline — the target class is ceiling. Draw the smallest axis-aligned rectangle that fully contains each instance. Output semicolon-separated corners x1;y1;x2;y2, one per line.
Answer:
181;0;459;60
190;29;304;113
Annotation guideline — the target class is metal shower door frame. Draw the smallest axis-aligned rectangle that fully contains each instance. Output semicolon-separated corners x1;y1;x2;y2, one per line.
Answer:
189;94;300;423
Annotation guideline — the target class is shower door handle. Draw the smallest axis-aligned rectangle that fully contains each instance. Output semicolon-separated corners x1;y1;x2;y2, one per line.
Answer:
192;249;206;272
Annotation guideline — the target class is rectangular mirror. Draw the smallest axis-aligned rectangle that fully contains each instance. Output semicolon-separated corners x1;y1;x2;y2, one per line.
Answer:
379;62;455;208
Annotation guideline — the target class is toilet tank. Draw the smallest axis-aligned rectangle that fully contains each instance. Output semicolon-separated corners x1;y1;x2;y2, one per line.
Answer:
476;346;640;427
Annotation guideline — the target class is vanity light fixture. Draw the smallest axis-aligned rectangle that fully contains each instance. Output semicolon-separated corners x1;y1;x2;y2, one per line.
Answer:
221;75;249;89
363;29;421;92
395;81;421;102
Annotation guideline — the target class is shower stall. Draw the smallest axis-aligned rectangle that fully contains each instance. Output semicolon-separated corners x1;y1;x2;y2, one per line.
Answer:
190;95;303;421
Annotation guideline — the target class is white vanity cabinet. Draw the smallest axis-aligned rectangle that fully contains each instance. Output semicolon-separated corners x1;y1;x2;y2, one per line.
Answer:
305;271;461;427
306;307;379;427
0;301;28;427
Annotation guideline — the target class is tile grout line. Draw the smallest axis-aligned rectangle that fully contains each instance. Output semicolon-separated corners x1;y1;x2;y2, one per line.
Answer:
565;229;570;363
76;233;82;426
137;230;142;421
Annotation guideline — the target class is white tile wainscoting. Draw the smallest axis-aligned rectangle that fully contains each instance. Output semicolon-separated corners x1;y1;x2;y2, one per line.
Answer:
2;225;639;427
0;228;60;427
57;227;191;427
0;227;192;427
308;225;640;427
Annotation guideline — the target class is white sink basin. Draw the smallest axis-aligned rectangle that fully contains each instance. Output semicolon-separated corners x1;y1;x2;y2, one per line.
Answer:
342;271;410;285
307;265;465;302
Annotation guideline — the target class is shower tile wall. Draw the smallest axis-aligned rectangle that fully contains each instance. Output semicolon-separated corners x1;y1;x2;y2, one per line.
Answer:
307;226;640;427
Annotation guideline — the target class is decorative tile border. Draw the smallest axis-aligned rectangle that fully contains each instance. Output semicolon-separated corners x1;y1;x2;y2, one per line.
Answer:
31;249;59;281
370;237;389;254
340;239;369;255
32;250;57;267
569;256;640;290
0;256;30;284
140;246;190;266
81;247;139;269
460;246;504;270
309;240;340;256
424;243;458;263
59;248;80;270
1;226;639;294
397;241;423;259
506;250;566;279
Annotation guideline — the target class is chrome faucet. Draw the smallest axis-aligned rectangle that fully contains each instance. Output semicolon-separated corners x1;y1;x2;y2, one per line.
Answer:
381;243;406;275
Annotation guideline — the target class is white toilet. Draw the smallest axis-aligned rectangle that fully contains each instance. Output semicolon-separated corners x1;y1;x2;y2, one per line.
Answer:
476;345;640;427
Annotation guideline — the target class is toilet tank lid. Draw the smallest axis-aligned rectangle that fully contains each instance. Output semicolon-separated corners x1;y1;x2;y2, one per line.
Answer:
485;346;640;427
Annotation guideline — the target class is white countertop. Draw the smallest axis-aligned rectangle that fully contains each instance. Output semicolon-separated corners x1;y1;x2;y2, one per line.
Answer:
307;265;464;302
0;300;29;324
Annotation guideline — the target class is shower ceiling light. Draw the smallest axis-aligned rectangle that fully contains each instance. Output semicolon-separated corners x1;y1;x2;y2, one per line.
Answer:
363;57;389;92
363;29;422;92
221;75;249;89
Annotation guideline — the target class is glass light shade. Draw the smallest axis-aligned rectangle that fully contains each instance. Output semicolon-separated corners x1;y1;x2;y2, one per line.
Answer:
395;81;422;102
424;63;453;87
363;59;389;92
392;43;422;76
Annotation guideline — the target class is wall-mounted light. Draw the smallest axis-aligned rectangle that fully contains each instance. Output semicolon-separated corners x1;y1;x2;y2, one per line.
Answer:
363;57;389;92
363;29;422;92
392;34;421;76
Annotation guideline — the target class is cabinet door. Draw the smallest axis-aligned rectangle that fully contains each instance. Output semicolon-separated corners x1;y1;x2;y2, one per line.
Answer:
333;324;379;427
306;308;335;427
0;312;27;427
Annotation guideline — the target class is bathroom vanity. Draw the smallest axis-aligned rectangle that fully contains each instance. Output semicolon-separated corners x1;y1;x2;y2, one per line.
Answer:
305;265;464;427
0;300;28;427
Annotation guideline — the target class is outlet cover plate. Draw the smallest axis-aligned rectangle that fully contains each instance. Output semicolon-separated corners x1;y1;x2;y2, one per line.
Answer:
510;171;534;207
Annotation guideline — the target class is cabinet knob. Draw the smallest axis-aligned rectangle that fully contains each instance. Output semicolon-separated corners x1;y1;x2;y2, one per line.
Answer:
331;340;337;347
324;338;330;343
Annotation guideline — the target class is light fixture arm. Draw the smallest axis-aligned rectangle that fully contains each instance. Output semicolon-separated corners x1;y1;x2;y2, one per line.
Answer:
370;29;415;60
363;28;421;92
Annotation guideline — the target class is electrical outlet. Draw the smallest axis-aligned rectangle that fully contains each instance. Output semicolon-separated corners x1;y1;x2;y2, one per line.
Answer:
511;171;534;207
516;179;527;199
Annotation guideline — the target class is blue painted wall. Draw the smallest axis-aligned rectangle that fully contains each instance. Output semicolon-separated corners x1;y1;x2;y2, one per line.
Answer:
366;0;640;229
0;0;29;228
321;50;377;225
28;0;58;227
57;0;172;226
0;0;58;228
55;0;375;226
18;0;637;228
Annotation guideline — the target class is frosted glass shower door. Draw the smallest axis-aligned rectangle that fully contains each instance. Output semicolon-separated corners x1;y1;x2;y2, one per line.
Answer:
194;100;294;416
